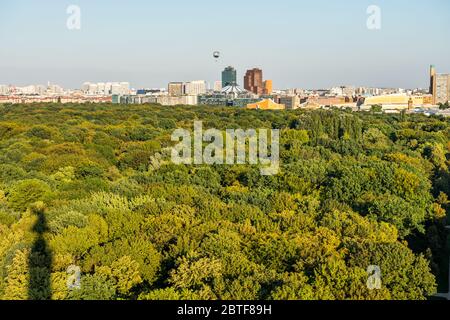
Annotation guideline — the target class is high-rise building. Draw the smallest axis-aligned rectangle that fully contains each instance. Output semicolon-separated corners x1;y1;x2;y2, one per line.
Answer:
430;65;450;104
222;66;237;88
168;82;185;96
244;68;264;95
435;75;450;104
185;80;207;95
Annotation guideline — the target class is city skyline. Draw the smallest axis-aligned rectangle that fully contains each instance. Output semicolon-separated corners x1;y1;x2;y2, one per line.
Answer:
1;63;448;93
1;0;450;89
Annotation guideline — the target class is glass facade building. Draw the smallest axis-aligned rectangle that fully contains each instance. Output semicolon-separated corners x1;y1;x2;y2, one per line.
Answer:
222;66;237;88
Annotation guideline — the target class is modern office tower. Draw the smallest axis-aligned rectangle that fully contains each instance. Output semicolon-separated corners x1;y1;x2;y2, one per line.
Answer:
185;80;207;95
264;80;273;95
244;68;264;95
430;65;450;104
168;82;185;96
430;65;437;104
213;81;222;92
222;66;237;87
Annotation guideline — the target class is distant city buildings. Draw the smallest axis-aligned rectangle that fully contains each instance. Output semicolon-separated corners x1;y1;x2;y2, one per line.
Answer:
430;65;450;104
114;80;207;106
0;83;65;96
1;64;448;116
198;83;259;107
167;81;207;96
82;82;130;95
330;86;356;97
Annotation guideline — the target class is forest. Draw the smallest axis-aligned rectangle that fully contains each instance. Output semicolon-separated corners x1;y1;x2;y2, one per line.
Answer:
0;102;449;300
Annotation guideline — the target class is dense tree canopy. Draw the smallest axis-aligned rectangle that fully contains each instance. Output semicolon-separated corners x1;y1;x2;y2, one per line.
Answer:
0;103;449;300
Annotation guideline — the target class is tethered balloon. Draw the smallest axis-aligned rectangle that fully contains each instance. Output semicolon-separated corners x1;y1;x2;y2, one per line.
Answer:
213;51;220;61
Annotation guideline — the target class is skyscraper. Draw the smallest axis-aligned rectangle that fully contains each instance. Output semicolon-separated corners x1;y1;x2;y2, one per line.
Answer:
222;66;237;88
430;65;450;104
430;65;436;99
244;68;264;95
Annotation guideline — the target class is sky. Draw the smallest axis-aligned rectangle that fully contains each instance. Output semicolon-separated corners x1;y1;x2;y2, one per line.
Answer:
0;0;449;90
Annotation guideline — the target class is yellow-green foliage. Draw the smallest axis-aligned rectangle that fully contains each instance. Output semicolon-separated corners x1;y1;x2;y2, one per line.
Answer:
0;103;449;300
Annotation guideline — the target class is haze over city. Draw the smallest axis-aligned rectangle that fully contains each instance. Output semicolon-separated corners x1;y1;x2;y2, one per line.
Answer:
1;0;450;89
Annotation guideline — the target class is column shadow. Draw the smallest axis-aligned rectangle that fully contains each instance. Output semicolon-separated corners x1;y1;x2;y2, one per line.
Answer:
28;206;53;300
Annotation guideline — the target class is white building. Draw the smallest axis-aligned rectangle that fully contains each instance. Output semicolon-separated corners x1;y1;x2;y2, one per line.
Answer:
213;81;222;92
104;83;113;95
36;85;47;95
20;85;37;94
120;82;130;95
0;85;9;95
82;82;129;95
97;82;106;95
82;82;91;93
46;84;64;95
89;83;98;94
185;80;207;95
331;86;356;96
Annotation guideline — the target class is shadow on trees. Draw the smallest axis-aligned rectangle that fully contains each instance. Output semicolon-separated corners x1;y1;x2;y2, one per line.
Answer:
28;205;53;300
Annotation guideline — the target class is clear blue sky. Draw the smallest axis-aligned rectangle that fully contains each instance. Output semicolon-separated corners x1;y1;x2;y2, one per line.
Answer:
0;0;449;89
